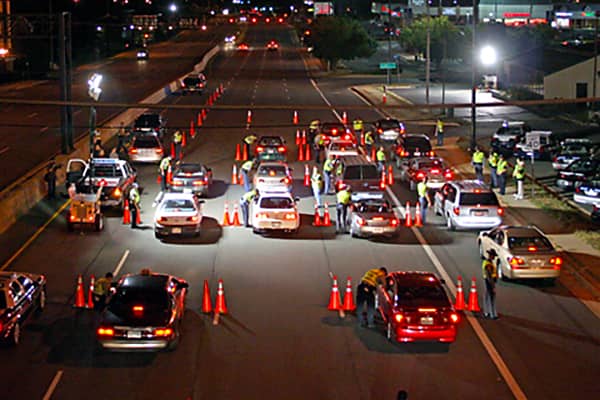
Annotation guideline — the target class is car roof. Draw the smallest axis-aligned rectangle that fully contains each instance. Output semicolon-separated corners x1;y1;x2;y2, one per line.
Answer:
412;156;444;164
90;158;127;166
500;226;543;237
502;121;526;127
450;180;493;192
377;118;400;123
259;190;293;197
161;192;197;201
175;163;203;171
338;154;375;166
404;134;430;140
258;160;288;167
120;273;170;290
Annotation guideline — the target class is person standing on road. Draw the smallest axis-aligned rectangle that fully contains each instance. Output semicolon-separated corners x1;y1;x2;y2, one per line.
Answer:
240;158;254;192
93;139;105;158
364;129;375;155
308;119;321;144
417;176;431;224
116;122;128;155
435;119;444;146
376;146;386;172
488;151;499;188
68;182;77;199
159;156;171;191
43;164;58;199
240;188;258;228
336;184;351;233
93;272;113;311
356;267;388;328
472;146;485;182
311;166;323;207
513;157;525;200
129;183;141;229
352;117;364;137
496;154;508;195
323;155;336;195
172;130;183;161
482;249;498;319
243;132;258;158
314;132;326;163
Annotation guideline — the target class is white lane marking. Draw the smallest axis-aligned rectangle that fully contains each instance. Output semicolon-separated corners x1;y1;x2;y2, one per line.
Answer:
112;249;130;277
310;79;341;120
27;112;38;119
0;146;9;155
42;370;63;400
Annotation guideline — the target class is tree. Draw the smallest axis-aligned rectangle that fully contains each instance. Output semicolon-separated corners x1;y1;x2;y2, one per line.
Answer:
400;17;463;67
312;16;377;71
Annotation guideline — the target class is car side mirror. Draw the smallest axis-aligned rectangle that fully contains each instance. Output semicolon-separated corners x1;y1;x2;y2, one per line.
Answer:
179;282;189;289
294;197;300;202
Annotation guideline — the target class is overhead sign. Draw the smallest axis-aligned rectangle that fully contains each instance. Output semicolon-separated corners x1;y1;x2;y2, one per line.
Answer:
379;62;397;70
314;2;334;16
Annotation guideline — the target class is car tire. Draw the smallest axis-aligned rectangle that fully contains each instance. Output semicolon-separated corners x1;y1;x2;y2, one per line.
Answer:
8;322;20;346
386;322;395;341
95;215;103;231
154;231;162;240
166;334;180;352
446;215;455;231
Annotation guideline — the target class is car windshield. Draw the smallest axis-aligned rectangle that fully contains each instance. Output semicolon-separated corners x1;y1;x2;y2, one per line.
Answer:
418;160;444;170
162;199;196;211
394;278;448;306
133;136;160;148
183;77;201;86
379;120;400;129
260;197;293;209
405;138;432;151
92;165;122;178
561;144;589;155
331;142;354;151
508;235;553;251
177;164;203;175
135;115;160;128
108;287;169;317
259;137;283;146
460;192;499;206
258;166;286;176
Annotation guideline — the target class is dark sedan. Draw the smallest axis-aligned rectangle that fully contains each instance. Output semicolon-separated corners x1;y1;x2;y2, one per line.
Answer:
170;163;213;196
255;136;287;162
97;271;188;352
556;158;599;191
393;134;434;167
320;122;352;143
0;272;46;346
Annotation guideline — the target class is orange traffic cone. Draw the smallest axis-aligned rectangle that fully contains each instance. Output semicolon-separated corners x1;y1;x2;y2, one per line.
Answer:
296;129;301;145
404;201;412;227
322;203;331;226
182;129;188;147
387;165;394;185
304;164;310;186
222;202;231;226
156;174;162;184
382;93;387;104
455;276;465;311
242;144;248;161
207;93;213;106
467;277;481;312
136;206;141;225
201;108;207;119
305;143;311;160
312;203;322;226
232;164;239;185
301;130;306;145
293;110;298;125
214;279;228;314
166;167;173;186
360;132;365;146
247;110;252;124
86;274;95;309
122;199;131;224
235;144;241;161
380;170;386;189
370;146;376;161
415;202;423;227
170;143;176;158
298;144;305;161
231;203;242;226
202;280;212;313
328;275;342;311
189;121;195;139
238;170;244;186
342;111;347;124
342;277;356;311
73;274;85;308
219;83;224;94
197;112;202;126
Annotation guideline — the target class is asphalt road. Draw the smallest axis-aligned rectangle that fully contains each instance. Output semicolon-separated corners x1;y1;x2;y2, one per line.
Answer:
0;24;599;400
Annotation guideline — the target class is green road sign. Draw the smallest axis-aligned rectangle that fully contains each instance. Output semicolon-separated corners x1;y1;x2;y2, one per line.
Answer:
379;62;397;70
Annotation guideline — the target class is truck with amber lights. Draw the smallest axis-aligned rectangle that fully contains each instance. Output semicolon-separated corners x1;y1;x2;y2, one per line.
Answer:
67;187;104;232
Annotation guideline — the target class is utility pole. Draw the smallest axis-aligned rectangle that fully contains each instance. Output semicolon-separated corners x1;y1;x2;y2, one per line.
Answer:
425;1;431;104
48;1;54;69
593;12;599;111
58;12;73;153
387;0;392;84
470;1;479;150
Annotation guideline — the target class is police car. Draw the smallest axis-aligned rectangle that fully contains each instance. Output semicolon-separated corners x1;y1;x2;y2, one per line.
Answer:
552;139;593;170
491;121;530;155
251;190;300;234
573;174;600;206
346;192;400;238
153;192;204;239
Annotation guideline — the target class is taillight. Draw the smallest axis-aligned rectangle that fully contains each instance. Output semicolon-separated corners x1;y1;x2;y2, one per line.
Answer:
258;179;265;183
277;146;286;152
282;177;291;184
497;208;504;216
390;218;399;226
394;313;404;323
336;180;344;189
509;256;525;267
256;212;269;219
187;216;199;222
113;187;121;197
192;180;205;185
444;170;453;179
550;257;563;266
450;313;459;323
256;146;264;153
97;327;114;336
285;213;296;220
69;214;76;221
377;128;383;133
331;129;338;135
172;180;183;186
357;217;366;226
129;148;138;154
400;126;406;134
416;171;425;180
379;181;386;189
527;246;537;252
453;207;460;216
155;148;163;154
159;217;168;222
153;328;173;337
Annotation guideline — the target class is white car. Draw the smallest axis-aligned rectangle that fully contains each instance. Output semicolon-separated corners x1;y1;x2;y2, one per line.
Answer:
252;190;300;233
253;161;293;193
154;192;204;239
325;140;359;158
128;133;164;163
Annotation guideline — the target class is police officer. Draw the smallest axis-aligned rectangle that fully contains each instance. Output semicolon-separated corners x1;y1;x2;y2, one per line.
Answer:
435;119;444;146
488;151;499;188
314;131;326;163
352;117;364;136
482;249;498;319
376;146;386;172
496;154;508;195
364;129;375;154
311;166;323;207
308;119;321;144
240;188;258;227
116;122;129;155
173;130;184;160
240;158;254;192
417;176;431;224
513;157;525;200
129;183;141;229
472;146;485;182
243;132;258;157
323;155;336;195
93;272;113;311
43;163;57;199
336;184;351;233
356;267;388;328
158;156;171;191
93;139;105;158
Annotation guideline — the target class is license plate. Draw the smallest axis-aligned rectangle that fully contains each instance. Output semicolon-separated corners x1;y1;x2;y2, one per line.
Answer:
272;221;281;227
414;152;421;156
127;330;142;339
473;211;485;216
372;227;384;234
267;149;275;153
172;227;182;234
420;317;434;325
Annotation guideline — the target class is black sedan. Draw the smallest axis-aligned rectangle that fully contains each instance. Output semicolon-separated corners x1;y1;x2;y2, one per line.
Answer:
133;113;166;138
96;271;188;352
556;158;600;191
0;271;46;346
255;136;287;162
393;134;434;167
170;163;213;197
320;122;352;143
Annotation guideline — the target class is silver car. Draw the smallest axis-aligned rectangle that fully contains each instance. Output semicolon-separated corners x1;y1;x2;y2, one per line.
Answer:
154;192;204;239
478;226;562;282
129;133;164;163
253;161;293;192
347;192;399;238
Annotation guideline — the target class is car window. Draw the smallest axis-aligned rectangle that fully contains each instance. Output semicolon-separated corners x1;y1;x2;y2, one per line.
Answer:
9;281;24;300
93;165;123;178
331;142;354;151
508;235;553;250
135;115;160;127
183;77;201;86
108;287;170;316
418;159;444;170
133;136;160;148
562;145;589;155
405;138;432;151
395;281;447;307
459;192;499;206
497;127;522;136
361;165;380;179
259;137;283;146
178;165;203;175
260;197;293;209
17;276;34;292
358;202;390;213
163;199;196;211
496;231;504;245
344;165;361;180
569;159;598;173
379;120;400;129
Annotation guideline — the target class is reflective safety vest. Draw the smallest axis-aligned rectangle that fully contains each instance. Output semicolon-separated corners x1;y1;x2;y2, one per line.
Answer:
242;189;257;202
159;157;170;173
417;181;428;198
488;153;499;168
241;160;253;172
309;120;320;130
336;189;351;205
436;119;444;133
513;162;525;179
472;150;485;164
335;162;343;176
361;268;386;287
482;259;497;280
93;277;111;296
496;159;508;175
315;134;325;146
173;131;183;144
323;158;335;172
364;131;375;145
311;172;322;188
376;149;386;162
353;119;363;131
244;134;257;145
129;187;140;206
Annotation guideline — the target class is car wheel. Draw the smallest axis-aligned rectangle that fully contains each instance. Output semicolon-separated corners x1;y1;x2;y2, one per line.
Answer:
9;323;20;346
166;334;180;352
38;289;47;312
386;322;395;341
446;215;455;231
154;231;162;240
252;228;260;234
478;242;485;259
95;215;103;231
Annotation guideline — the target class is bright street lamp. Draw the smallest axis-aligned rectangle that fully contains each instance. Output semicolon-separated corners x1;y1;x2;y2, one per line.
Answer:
480;45;497;66
87;73;103;158
169;4;177;12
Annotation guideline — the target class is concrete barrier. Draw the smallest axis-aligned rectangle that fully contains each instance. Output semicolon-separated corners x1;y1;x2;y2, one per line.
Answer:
0;44;221;235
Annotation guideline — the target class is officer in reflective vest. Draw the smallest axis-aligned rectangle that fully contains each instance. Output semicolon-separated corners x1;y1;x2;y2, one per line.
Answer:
482;249;498;319
240;158;254;192
158;156;171;191
364;129;375;154
240;188;258;227
376;146;386;172
243;132;258;157
352;117;364;135
308;119;320;144
513;157;525;200
314;132;326;163
129;183;141;229
356;267;388;328
93;272;113;311
336;185;351;233
323;155;336;194
172;130;183;160
496;154;508;195
435;119;444;146
417;176;431;224
311;166;323;207
488;152;499;188
472;147;485;182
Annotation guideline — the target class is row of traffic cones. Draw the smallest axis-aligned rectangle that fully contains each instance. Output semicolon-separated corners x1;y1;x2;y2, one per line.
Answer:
403;201;423;228
222;201;242;226
313;203;332;227
296;143;311;161
121;199;141;225
454;276;480;312
295;129;307;145
234;143;249;161
201;279;228;325
327;276;356;318
73;274;96;309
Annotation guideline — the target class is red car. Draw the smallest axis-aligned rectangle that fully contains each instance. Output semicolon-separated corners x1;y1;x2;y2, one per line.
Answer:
238;43;249;51
377;271;459;343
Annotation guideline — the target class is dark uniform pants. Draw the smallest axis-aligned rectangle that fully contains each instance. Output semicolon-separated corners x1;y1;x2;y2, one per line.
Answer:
484;279;497;318
336;204;348;231
356;282;377;326
498;173;506;195
473;163;483;181
130;204;138;228
240;200;250;227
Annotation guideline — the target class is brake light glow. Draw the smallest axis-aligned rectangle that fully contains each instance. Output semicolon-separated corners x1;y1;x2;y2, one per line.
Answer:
256;146;264;153
379;181;386;189
418;308;437;312
416;171;425;180
69;214;76;221
97;327;114;336
133;305;144;312
285;213;296;220
277;146;286;152
509;256;525;267
444;170;453;179
192;180;205;186
453;207;460;216
153;328;173;337
282;177;291;184
497;208;504;216
431;168;440;174
155;148;163;154
129;148;138;154
550;257;563;266
372;216;384;221
256;212;269;218
187;216;199;222
159;217;168;222
357;217;366;226
377;128;383;133
400;150;408;157
394;313;404;323
331;128;338;135
172;180;184;186
450;313;459;323
343;134;351;140
390;218;399;226
527;246;537;252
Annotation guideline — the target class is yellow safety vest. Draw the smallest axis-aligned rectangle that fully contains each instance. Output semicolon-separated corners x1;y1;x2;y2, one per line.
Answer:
241;160;253;172
361;268;385;287
336;189;350;205
488;153;498;168
353;119;363;131
244;135;257;145
173;131;182;143
242;189;257;202
93;277;111;296
311;172;322;187
417;181;428;197
513;162;525;179
496;159;508;175
482;259;497;280
436;120;444;133
364;131;374;145
323;159;335;172
309;120;320;130
376;149;386;162
472;151;484;164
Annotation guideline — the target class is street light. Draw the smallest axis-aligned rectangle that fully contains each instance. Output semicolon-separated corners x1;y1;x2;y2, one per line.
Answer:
480;45;497;66
169;4;177;13
87;73;102;158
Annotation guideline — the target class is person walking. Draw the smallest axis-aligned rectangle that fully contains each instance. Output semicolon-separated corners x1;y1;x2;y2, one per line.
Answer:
92;272;113;311
313;132;326;163
513;157;525;200
356;267;388;328
243;132;258;157
488;151;499;188
364;129;375;155
158;156;171;191
352;117;364;137
43;164;58;199
376;146;386;172
311;166;323;207
129;183;141;229
417;176;431;224
336;184;351;233
435;119;444;146
482;249;498;319
323;155;336;194
116;122;128;155
172;130;183;160
496;154;508;195
240;188;258;227
240;158;254;192
472;146;485;182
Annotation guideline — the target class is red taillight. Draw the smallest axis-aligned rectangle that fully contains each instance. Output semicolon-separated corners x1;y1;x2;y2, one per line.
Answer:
418;308;437;312
284;213;296;220
379;181;386;189
187;215;199;222
497;208;504;216
453;207;460;216
336;180;344;189
394;313;404;323
277;146;286;152
450;313;459;323
192;180;205;185
343;134;351;140
256;146;264;153
390;218;399;226
357;217;366;226
69;214;76;221
400;150;408;157
527;246;537;252
133;305;144;312
97;327;114;336
155;148;163;154
172;180;184;186
282;177;291;184
153;328;173;337
416;171;425;180
550;257;563;266
444;170;453;179
129;148;138;154
509;256;525;267
159;217;168;222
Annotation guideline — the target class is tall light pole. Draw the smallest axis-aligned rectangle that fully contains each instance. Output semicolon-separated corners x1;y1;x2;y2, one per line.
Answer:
87;73;102;159
425;1;431;104
593;12;599;111
387;0;392;84
470;1;479;150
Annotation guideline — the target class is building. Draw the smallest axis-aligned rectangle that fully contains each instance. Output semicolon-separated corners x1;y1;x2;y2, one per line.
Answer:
544;55;600;102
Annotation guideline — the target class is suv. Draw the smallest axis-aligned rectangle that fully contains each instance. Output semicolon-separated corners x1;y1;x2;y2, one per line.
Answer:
394;134;434;168
491;121;530;156
180;74;206;95
434;180;503;231
514;131;558;160
133;113;166;137
334;155;383;192
66;158;137;208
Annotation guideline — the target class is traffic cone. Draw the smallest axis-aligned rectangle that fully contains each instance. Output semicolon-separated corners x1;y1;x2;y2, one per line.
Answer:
136;207;141;225
305;143;311;160
380;170;386;189
171;143;176;158
222;201;231;226
214;279;228;314
242;144;248;161
247;110;252;124
404;201;412;227
166;167;173;186
296;129;301;145
370;147;376;160
382;93;387;104
197;112;202;126
122;199;131;224
183;129;188;146
342;277;356;311
219;83;224;94
360;132;365;146
301;130;307;145
312;203;322;226
232;164;238;185
189;120;194;139
231;203;242;226
328;275;342;311
207;94;213;106
342;111;347;124
298;144;304;161
467;278;481;312
156;174;162;184
201;280;212;313
322;203;331;226
201;108;207;120
388;165;394;185
238;170;244;186
304;164;310;186
235;144;241;161
73;274;85;308
293;110;298;125
86;274;95;309
415;202;423;227
455;276;465;311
